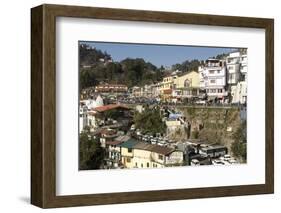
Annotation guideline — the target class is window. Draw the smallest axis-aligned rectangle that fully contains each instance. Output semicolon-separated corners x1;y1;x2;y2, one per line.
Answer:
210;79;216;84
209;70;215;74
135;162;137;167
184;79;190;88
128;148;132;153
228;66;234;70
218;89;223;93
217;70;220;74
147;162;149;168
241;74;246;81
126;158;131;163
141;163;143;168
158;154;163;160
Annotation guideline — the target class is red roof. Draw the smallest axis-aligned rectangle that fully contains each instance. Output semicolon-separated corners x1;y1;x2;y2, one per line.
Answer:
93;104;130;112
101;128;117;135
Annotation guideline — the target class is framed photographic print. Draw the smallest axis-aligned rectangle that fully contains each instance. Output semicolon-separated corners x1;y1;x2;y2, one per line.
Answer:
31;4;274;208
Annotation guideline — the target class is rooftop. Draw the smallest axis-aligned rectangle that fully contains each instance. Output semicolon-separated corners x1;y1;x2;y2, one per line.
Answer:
96;83;127;87
133;142;175;155
101;128;117;136
93;104;130;113
115;135;131;142
106;140;124;146
117;138;139;149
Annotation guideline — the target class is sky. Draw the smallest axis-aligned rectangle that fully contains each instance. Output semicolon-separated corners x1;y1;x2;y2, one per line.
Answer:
81;41;237;68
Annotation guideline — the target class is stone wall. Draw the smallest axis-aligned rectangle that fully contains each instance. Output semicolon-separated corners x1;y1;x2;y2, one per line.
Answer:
177;106;242;152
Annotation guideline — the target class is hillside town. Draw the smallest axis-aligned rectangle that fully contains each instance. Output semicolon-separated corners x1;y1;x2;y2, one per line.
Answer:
79;49;247;170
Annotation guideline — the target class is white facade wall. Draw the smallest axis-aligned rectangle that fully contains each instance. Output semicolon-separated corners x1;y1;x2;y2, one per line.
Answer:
240;54;248;82
199;61;227;98
231;80;247;104
165;151;184;165
79;107;88;133
227;52;248;104
226;52;241;85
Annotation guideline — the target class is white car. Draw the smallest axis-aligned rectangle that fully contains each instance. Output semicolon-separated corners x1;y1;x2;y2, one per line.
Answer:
229;158;238;164
224;154;231;160
191;159;200;166
212;160;224;165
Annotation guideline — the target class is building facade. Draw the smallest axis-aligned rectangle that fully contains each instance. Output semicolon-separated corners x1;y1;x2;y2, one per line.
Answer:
227;52;248;104
95;83;128;94
172;71;201;99
199;59;227;102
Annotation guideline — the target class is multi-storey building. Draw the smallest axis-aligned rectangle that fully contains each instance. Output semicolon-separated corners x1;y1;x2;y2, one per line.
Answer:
226;52;241;85
240;54;248;82
131;86;141;97
199;59;227;102
160;74;178;96
227;52;248;104
95;83;128;94
132;142;183;168
172;71;201;99
140;84;153;97
151;83;161;98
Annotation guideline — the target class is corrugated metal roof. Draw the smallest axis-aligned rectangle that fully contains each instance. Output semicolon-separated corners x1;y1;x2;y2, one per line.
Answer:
117;138;139;148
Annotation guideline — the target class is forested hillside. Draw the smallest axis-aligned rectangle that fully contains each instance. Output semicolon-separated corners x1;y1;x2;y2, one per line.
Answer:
79;43;229;90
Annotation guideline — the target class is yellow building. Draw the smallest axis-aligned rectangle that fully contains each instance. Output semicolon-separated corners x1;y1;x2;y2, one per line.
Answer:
121;142;184;169
159;71;200;101
173;71;199;88
172;71;201;98
159;74;177;101
118;139;139;168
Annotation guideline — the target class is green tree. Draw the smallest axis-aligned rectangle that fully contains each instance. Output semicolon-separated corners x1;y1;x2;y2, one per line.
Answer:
79;133;105;170
79;43;111;66
231;121;247;161
171;59;202;72
134;107;166;135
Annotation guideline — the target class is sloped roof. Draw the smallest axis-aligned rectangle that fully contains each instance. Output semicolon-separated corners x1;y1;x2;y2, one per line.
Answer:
133;142;175;155
117;138;139;149
115;135;131;142
106;140;123;146
93;104;130;113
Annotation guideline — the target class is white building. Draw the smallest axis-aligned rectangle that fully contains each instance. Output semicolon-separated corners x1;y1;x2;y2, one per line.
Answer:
240;54;248;82
199;59;227;101
231;81;247;104
83;95;104;109
227;52;248;104
79;95;104;133
79;106;88;133
226;52;241;85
